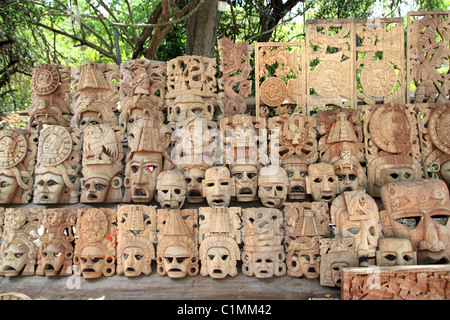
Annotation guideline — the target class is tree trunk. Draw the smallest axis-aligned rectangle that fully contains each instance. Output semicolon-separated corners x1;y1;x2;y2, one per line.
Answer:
186;0;219;57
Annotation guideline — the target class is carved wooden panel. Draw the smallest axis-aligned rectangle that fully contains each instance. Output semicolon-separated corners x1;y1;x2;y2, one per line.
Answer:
116;205;157;276
241;207;286;278
34;125;82;204
255;42;306;117
306;19;355;111
36;208;76;276
0;208;40;276
380;179;450;265
73;208;117;278
217;38;253;117
156;208;199;278
198;207;241;278
81;124;124;203
415;103;450;188
119;59;166;132
71;61;119;128
407;11;450;103
362;103;421;197
29;63;71;129
341;265;450;300
355;18;405;105
0;128;38;204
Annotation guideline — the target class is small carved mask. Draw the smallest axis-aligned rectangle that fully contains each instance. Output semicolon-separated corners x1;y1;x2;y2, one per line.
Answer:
122;246;146;277
202;166;235;207
242;250;286;279
181;165;208;203
162;245;191;279
306;163;339;203
287;237;321;279
257;165;289;208
205;247;233;279
156;170;187;209
0;175;19;203
78;245;107;279
2;242;29;276
34;173;65;203
168;94;214;123
376;238;417;266
281;155;309;200
81;177;111;203
40;242;67;276
230;164;258;202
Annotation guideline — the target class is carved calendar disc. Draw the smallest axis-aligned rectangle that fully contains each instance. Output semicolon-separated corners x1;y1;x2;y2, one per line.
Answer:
0;129;28;169
369;106;410;154
38;126;72;166
32;64;60;95
309;62;348;98
260;77;287;106
429;104;450;155
360;60;397;97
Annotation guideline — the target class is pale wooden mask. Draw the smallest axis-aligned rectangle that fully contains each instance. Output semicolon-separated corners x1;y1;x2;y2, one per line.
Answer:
202;166;235;207
376;238;417;266
156;170;187;209
257;165;289;208
305;162;339;203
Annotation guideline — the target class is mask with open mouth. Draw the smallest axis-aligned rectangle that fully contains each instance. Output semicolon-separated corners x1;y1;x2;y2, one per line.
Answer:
306;163;339;203
230;163;259;202
202;166;235;207
156;170;187;209
257;165;289;208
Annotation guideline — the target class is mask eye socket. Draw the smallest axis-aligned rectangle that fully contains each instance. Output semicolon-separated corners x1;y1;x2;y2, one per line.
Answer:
403;255;413;262
384;254;397;261
395;217;421;229
347;227;360;235
431;215;449;227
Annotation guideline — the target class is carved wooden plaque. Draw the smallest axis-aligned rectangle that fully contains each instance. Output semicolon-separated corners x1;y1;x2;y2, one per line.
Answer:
116;205;157;276
217;38;253;117
73;208;117;278
0;128;37;204
407;11;450;103
341;265;450;300
255;42;305;117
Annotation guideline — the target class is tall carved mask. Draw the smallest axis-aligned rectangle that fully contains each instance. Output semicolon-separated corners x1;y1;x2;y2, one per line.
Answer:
156;170;187;209
380;179;450;264
257;165;289;208
306;163;339;203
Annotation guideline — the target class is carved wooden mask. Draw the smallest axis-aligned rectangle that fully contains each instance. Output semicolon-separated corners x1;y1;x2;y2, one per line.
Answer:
241;208;286;278
116;205;157;277
36;208;76;276
331;190;382;266
156;209;199;278
34;126;82;204
257;165;289;208
199;207;242;278
73;208;116;278
81;124;124;203
0;208;40;276
305;163;339;203
380;179;450;265
376;238;417;266
0;128;37;204
29;63;71;129
202;166;235;207
156;170;187;209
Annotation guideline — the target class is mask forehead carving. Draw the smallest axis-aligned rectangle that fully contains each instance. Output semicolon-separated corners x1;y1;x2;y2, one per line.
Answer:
331;190;381;266
202;166;235;207
73;208;116;278
380;179;450;264
156;209;199;278
230;163;259;202
156;170;187;209
0;128;37;204
306;163;339;203
257;165;289;208
116;205;157;277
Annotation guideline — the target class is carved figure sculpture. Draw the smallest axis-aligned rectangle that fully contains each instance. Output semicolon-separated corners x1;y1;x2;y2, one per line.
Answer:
0;208;40;276
116;205;157;277
362;103;421;197
255;42;305;116
0;128;37;204
380;179;450;264
376;238;417;266
331;190;382;266
34;126;82;204
166;55;217;125
71;61;119;129
156;208;199;278
217;38;253;117
241;208;286;278
123;118;172;203
29;63;71;129
202;166;235;207
319;237;358;287
73;208;116;278
257;165;289;208
81;124;124;203
284;202;330;278
305;163;339;203
407;11;450;103
199;207;241;278
156;170;187;209
36;208;76;276
415;103;450;188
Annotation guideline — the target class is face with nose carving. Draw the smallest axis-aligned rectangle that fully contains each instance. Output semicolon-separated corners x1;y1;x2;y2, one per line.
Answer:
163;245;191;278
34;173;65;203
206;247;232;279
156;170;187;209
230;164;258;202
306;163;338;203
122;246;146;277
203;167;234;207
78;246;106;279
257;166;289;208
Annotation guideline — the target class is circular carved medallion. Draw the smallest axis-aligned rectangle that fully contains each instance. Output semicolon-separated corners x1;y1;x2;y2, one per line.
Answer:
32;64;60;95
429;104;450;154
79;209;108;243
260;77;288;106
38;126;72;166
360;60;397;97
0;129;28;169
309;62;348;98
369;106;411;154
